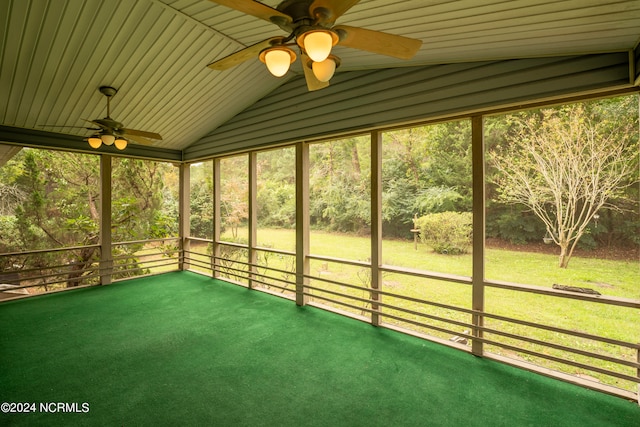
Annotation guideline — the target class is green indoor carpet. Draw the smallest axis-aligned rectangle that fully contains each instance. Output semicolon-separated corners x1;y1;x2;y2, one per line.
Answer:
1;271;639;426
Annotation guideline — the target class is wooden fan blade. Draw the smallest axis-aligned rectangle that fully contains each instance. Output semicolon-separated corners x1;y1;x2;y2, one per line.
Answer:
208;0;292;25
208;37;284;71
334;25;422;60
83;118;107;129
310;0;360;25
301;53;330;92
123;134;155;146
39;125;95;129
122;128;162;141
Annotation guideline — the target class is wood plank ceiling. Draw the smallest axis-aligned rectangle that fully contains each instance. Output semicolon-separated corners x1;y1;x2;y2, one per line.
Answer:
1;0;639;154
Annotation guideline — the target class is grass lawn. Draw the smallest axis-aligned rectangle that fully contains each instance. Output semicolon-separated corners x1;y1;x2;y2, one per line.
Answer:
214;227;639;393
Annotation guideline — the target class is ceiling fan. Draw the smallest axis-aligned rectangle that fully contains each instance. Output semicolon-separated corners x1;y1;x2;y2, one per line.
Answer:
42;86;163;151
207;0;423;91
82;86;163;150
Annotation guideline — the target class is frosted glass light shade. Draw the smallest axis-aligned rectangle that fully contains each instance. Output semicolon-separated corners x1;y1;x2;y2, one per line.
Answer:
265;50;292;77
101;134;116;145
260;47;296;77
114;138;127;150
88;136;102;149
312;57;337;82
299;30;337;62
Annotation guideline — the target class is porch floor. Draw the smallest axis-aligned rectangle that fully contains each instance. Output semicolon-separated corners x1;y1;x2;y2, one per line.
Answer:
1;271;638;426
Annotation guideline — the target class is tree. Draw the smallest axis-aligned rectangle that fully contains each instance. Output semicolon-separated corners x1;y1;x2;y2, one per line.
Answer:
220;155;249;240
309;137;371;233
489;99;639;268
256;148;296;229
1;148;177;287
381;121;471;237
190;161;214;239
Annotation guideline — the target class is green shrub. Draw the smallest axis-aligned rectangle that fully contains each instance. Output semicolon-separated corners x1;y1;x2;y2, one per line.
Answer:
415;211;472;255
486;207;543;244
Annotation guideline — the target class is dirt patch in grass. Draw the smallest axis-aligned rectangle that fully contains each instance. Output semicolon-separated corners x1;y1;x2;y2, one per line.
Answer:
382;280;403;289
587;281;616;289
485;238;639;262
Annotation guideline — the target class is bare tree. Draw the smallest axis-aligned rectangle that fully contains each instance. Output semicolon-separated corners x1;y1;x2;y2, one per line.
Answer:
490;102;638;268
0;184;25;215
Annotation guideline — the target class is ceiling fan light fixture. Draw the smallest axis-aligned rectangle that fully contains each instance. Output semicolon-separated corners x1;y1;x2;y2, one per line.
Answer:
101;133;116;146
312;55;340;82
297;29;338;63
114;138;128;150
259;46;297;77
88;135;102;149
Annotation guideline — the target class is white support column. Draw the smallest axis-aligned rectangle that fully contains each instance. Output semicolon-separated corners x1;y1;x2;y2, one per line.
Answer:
248;152;258;289
212;159;221;278
471;115;486;356
100;155;112;285
371;131;383;326
295;142;309;306
179;163;190;271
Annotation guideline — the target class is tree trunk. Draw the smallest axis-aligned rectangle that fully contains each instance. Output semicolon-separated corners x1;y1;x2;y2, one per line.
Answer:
66;242;98;287
350;142;361;176
558;242;570;268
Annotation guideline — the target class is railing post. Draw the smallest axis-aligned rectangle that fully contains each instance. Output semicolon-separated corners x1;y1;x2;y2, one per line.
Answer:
471;115;485;356
295;142;309;306
212;159;221;278
370;131;383;326
100;155;112;285
179;162;190;271
248;152;258;289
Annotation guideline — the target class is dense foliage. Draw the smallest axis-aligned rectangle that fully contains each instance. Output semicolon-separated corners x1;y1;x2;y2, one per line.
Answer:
1;95;637;285
0;150;178;285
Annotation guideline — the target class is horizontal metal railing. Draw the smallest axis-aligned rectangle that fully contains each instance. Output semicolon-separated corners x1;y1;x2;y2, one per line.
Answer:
183;252;213;271
254;245;295;257
111;237;180;279
184;242;639;401
485;278;640;308
0;237;181;298
0;261;101;289
307;253;369;268
0;245;102;295
306;270;639;371
9;237;635;400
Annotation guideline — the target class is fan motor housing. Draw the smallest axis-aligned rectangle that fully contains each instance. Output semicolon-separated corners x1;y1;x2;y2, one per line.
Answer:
275;0;327;31
276;0;314;19
99;86;118;97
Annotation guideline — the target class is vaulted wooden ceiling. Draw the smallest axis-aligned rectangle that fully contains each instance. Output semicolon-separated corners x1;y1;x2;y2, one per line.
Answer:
1;0;639;157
